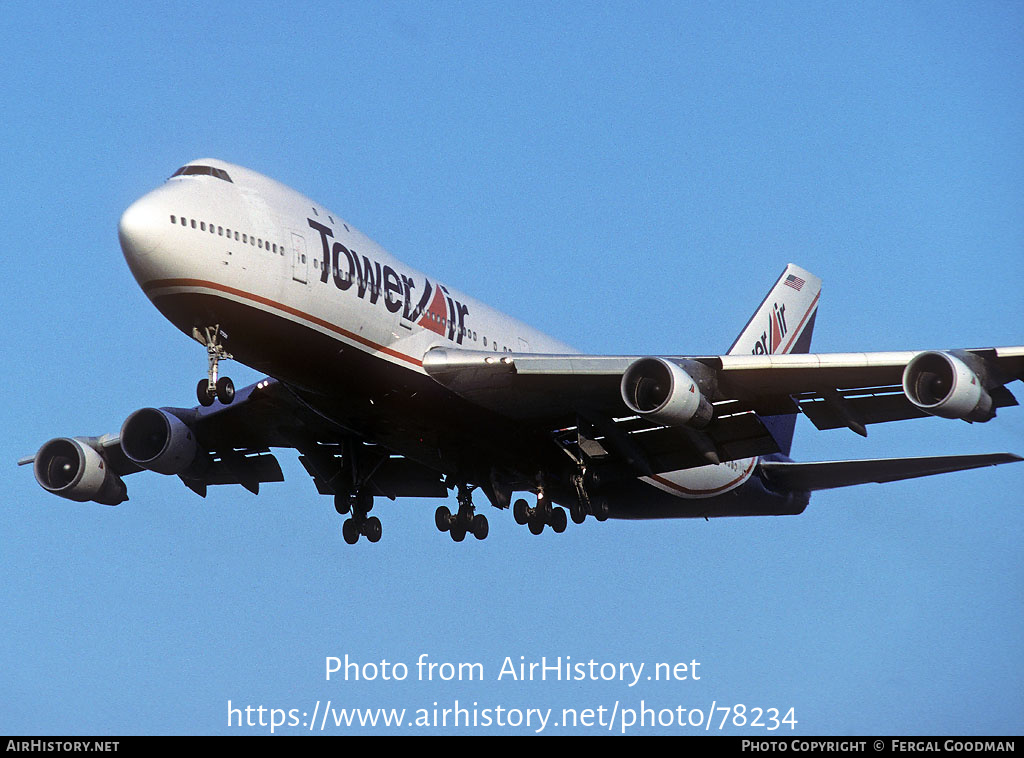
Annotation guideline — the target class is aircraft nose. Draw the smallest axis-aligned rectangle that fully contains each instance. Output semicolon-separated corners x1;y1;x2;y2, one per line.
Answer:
118;194;167;258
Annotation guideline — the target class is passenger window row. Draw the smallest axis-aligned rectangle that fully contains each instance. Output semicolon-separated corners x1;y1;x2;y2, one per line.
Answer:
170;215;285;255
169;211;506;348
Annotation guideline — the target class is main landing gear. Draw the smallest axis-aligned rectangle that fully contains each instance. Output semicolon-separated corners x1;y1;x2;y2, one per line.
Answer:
194;325;235;407
511;482;609;535
435;485;488;542
336;488;382;545
513;493;568;535
567;491;610;524
569;468;610;523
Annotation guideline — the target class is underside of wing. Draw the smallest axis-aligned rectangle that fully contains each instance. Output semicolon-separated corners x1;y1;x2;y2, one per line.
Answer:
21;378;450;505
422;349;787;475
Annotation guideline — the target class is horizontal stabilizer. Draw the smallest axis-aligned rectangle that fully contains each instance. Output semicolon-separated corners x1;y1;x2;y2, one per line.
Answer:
760;453;1022;492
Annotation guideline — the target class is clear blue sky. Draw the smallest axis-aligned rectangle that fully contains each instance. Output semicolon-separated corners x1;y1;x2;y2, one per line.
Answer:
2;1;1022;735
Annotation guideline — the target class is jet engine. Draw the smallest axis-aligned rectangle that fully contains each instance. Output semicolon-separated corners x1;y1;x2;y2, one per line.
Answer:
120;408;198;475
902;351;994;422
620;357;714;429
33;437;127;505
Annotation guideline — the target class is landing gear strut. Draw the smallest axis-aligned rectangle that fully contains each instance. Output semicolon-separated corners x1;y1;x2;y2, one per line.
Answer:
194;325;234;406
435;485;488;541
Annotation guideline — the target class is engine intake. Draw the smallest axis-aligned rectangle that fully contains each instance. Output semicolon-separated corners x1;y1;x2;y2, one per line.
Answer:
120;408;198;475
620;357;714;429
33;437;127;505
902;351;994;422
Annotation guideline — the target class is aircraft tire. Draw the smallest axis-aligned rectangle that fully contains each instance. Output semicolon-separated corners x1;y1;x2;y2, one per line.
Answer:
435;505;451;532
342;518;359;544
450;523;466;542
513;498;529;525
197;379;215;407
216;376;235;405
472;514;488;540
570;503;586;524
551;507;567;533
528;518;544;535
364;516;382;543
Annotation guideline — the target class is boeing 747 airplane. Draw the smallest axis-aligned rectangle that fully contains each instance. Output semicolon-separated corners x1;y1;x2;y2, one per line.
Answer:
20;160;1024;544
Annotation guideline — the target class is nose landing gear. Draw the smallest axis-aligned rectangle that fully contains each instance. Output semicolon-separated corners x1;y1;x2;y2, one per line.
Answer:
194;325;235;406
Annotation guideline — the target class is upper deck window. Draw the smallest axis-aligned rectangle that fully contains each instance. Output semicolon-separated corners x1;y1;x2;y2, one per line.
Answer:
170;165;233;182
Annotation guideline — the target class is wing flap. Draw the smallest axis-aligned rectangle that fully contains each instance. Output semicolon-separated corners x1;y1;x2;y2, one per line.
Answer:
180;450;285;496
624;417;780;473
797;388;928;431
568;408;781;477
797;383;1019;432
298;448;447;499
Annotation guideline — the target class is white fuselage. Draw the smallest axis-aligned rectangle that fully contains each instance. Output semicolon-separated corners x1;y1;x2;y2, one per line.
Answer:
118;159;758;504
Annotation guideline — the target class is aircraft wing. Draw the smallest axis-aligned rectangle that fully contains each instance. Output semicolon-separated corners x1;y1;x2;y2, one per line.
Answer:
422;345;1024;464
20;378;448;505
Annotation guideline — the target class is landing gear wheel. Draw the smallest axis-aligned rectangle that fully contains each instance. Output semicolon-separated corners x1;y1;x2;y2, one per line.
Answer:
513;498;529;525
216;376;235;405
592;496;610;522
551;507;567;534
363;516;382;543
450;523;467;542
528;518;545;535
334;492;351;515
471;514;489;540
570;503;587;524
435;505;451;532
197;379;215;407
342;518;360;544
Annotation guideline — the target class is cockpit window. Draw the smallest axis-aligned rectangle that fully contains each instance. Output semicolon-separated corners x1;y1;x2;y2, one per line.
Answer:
170;165;233;182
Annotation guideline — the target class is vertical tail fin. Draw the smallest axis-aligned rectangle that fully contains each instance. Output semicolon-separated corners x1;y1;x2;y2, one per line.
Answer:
727;264;820;357
728;264;821;455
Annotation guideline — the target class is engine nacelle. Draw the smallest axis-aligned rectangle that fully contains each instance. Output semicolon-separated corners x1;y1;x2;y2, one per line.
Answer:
120;408;198;475
33;437;127;505
620;357;714;429
902;351;994;422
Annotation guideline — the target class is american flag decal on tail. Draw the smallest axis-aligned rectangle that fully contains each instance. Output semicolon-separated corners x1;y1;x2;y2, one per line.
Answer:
726;264;820;357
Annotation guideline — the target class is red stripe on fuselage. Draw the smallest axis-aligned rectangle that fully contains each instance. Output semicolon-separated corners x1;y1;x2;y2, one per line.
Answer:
648;458;756;496
141;278;424;367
